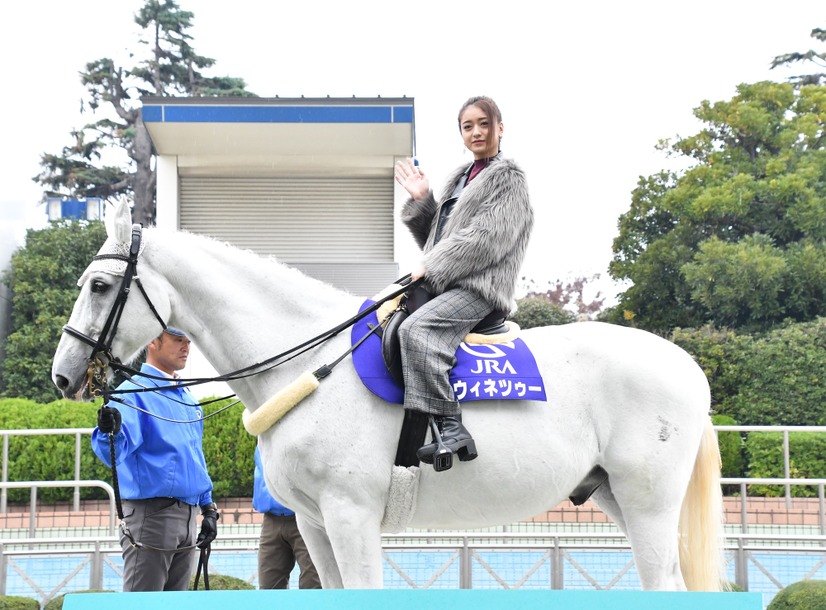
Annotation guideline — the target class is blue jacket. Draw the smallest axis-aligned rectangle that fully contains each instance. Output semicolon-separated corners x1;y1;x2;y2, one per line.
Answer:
253;446;294;517
91;363;214;507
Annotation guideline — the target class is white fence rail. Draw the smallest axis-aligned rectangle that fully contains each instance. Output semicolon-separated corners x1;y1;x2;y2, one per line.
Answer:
2;425;826;607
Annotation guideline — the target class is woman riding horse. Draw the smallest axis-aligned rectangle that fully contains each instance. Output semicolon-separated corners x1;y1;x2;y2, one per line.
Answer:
394;96;534;471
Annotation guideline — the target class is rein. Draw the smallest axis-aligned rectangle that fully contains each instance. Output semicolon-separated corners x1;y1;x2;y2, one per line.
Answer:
63;223;418;400
105;432;212;588
66;225;417;589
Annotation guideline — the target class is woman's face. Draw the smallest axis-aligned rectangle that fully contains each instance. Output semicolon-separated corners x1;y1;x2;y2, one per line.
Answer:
460;104;503;160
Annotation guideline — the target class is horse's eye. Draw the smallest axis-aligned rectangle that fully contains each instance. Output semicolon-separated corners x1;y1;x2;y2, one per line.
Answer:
90;279;109;294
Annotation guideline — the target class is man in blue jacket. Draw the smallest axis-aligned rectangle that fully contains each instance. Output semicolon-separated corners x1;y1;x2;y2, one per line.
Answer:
93;327;219;592
254;446;321;589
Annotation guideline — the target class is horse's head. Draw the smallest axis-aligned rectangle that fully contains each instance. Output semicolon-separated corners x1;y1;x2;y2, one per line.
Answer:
52;201;172;400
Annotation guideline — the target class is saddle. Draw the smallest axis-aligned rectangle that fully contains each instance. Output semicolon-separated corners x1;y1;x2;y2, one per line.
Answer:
380;285;510;384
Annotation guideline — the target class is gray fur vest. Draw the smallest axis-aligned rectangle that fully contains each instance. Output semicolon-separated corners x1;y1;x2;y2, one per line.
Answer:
401;156;534;312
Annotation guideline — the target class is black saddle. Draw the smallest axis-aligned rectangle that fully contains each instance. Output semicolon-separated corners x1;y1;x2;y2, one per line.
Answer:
380;286;509;385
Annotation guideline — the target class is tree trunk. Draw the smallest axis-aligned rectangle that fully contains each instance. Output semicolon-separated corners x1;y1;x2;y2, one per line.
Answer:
131;113;157;226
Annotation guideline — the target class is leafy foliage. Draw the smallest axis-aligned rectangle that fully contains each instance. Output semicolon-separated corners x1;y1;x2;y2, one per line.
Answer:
0;396;252;502
188;573;254;591
767;580;826;609
610;81;826;332
0;596;40;610
672;319;826;427
1;221;107;403
745;432;826;498
718;319;826;427
711;414;747;485
33;0;255;225
671;326;752;411
0;398;108;502
772;27;826;87
202;397;256;498
511;297;574;329
519;275;606;320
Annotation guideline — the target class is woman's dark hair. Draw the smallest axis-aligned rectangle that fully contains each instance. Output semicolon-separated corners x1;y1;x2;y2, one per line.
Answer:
457;96;502;151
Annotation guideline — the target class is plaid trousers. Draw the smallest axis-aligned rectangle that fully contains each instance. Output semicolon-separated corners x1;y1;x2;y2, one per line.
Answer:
398;288;494;416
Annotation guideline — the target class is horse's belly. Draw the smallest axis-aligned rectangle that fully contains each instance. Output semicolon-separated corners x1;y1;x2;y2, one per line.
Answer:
408;462;569;529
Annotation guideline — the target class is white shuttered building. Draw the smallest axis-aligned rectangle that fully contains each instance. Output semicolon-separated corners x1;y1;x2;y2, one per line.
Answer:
141;96;416;395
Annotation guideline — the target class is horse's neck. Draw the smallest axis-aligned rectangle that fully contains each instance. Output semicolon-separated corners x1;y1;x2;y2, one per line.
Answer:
143;230;357;402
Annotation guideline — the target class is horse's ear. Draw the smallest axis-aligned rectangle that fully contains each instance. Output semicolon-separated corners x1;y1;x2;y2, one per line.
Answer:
105;199;133;245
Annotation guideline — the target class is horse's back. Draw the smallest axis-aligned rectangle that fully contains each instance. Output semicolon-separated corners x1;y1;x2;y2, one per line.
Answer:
409;322;711;529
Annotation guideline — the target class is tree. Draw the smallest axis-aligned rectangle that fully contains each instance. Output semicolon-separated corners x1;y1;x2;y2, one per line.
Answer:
520;275;607;320
33;0;254;226
609;81;826;333
772;26;826;87
1;221;107;403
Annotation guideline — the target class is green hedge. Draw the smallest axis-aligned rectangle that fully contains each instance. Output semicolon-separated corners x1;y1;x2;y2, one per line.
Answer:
4;396;824;504
745;432;826;497
768;580;826;609
673;319;826;427
0;596;39;609
0;396;255;503
189;573;255;590
712;414;747;487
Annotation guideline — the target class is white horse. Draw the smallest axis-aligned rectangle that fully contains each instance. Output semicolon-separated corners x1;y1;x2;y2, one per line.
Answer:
52;201;725;591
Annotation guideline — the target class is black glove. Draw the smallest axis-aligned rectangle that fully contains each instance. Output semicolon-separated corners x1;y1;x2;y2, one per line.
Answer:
197;503;219;549
97;406;122;435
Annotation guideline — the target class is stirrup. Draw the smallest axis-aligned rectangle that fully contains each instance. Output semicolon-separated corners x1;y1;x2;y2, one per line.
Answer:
419;416;454;472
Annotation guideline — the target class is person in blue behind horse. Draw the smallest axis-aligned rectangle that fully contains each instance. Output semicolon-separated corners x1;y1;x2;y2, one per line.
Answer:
254;446;321;589
93;327;219;592
394;95;534;471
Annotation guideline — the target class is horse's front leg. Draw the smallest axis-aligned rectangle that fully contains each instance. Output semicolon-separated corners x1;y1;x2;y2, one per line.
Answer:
296;514;343;588
318;497;385;588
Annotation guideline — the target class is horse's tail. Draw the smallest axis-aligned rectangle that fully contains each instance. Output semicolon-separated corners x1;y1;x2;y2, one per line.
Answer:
678;417;727;591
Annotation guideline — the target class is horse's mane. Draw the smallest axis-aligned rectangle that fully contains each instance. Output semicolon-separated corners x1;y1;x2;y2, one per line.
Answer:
144;227;355;301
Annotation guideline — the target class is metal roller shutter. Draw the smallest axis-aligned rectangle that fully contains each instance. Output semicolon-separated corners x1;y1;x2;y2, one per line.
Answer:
179;176;398;296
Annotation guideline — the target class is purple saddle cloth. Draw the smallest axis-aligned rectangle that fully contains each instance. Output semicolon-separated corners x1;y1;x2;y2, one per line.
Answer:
351;299;547;405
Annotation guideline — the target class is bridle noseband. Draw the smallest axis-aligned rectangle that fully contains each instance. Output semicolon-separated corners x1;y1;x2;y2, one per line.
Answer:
62;224;168;397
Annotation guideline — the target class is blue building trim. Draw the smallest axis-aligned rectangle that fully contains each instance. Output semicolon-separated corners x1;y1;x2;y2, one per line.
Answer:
142;103;414;124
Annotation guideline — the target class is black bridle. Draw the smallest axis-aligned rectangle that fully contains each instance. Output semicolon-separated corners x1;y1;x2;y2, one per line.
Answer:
62;224;168;398
62;222;419;398
59;223;418;586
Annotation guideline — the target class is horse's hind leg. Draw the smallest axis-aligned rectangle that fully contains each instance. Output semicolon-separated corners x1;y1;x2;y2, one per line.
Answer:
608;476;687;591
592;480;684;590
591;480;628;534
296;515;343;588
623;507;686;591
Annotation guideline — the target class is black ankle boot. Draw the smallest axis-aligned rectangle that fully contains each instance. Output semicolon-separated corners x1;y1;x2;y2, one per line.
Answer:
417;414;478;470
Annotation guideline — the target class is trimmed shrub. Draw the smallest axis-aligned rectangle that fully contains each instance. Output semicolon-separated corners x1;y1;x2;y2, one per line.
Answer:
201;397;256;498
0;596;39;609
745;432;826;497
511;296;575;329
720;319;826;426
768;579;826;609
190;573;255;590
712;414;746;492
0;395;256;503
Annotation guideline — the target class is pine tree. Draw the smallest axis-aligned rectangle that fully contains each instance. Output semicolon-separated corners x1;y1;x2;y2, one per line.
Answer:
33;0;254;226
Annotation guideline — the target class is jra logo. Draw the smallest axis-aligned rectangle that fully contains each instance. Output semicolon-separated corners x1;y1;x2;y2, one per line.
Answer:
469;359;517;375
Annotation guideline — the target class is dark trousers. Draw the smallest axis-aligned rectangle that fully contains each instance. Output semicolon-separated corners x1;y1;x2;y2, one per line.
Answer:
120;498;197;592
258;513;321;589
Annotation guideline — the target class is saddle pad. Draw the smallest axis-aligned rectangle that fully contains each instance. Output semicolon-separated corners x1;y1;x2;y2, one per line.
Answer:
351;299;547;405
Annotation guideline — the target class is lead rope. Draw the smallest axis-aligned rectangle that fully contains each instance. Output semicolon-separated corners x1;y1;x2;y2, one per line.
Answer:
105;427;210;588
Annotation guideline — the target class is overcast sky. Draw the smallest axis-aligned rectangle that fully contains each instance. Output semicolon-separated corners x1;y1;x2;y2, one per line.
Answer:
2;0;824;303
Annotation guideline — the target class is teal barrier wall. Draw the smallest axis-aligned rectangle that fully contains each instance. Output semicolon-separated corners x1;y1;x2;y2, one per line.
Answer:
63;589;764;610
